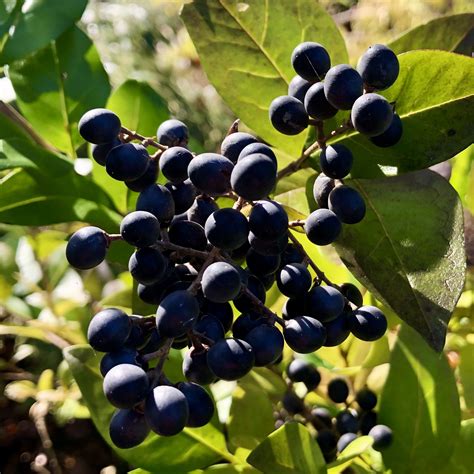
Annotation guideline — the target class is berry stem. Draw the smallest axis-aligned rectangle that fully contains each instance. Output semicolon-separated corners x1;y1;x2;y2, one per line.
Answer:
120;126;168;151
226;118;240;136
288;220;306;228
232;196;247;210
276;120;353;182
187;247;220;294
154;241;209;260
241;285;285;326
287;231;333;286
151;338;174;385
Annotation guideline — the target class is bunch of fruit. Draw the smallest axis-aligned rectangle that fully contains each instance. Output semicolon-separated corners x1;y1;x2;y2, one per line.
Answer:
66;40;400;450
278;359;393;462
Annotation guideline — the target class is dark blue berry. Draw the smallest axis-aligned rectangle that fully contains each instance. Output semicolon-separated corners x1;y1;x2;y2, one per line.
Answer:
200;300;233;333
286;359;321;390
324;65;363;110
248;200;288;241
187;195;219;226
357;44;399;91
359;410;378;435
369;425;393;451
168;220;207;251
282;391;305;414
323;311;351;346
327;377;349;403
78;108;121;144
349;305;387;341
291;42;331;82
233;275;266;313
246;248;281;276
337;432;357;453
248;231;288;256
92;138;120;166
307;285;345;323
87;308;131;353
328;185;366;224
232;312;267;339
221;132;258;164
207;338;255;381
305;208;342;246
283;316;326;353
336;409;359;434
316;430;337;454
356;388;377;411
165;179;197;214
100;348;140;376
156;290;199;338
136;184;175;225
188;153;233;196
238;142;277;166
106;143;149;181
277;263;312;298
313;173;335;209
320;144;353;179
129;247;167;285
145;385;189;436
202;262;242;303
370;113;403;147
194;315;225;342
126;159;159;192
288;75;312;102
340;283;363;307
159;146;193;183
231;154;277;200
351;93;393;137
244;324;284;366
66;226;108;270
109;408;150;448
120;211;160;248
177;382;215;427
205;208;249;251
269;95;309;135
304;82;338;120
103;363;149;409
183;348;217;385
157;119;189;147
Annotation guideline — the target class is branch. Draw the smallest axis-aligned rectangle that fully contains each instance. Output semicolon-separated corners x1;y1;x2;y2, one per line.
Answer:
120;126;168;151
0;101;59;153
287;231;332;286
276;120;353;182
188;247;220;294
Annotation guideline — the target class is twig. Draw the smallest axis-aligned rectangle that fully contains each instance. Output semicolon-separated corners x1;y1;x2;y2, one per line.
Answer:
226;119;240;136
288;220;305;228
233;196;246;211
276;121;353;181
30;401;62;474
151;338;173;386
120;126;167;151
187;247;220;294
154;241;209;260
287;231;332;286
0;101;59;153
241;286;285;326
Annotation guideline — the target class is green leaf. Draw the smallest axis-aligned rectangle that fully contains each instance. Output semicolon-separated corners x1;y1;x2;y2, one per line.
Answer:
0;169;122;232
379;326;461;474
8;26;110;155
247;422;327;474
181;0;347;156
64;345;236;472
0;0;88;64
459;343;474;411
334;170;465;351
227;383;275;450
0;138;72;175
107;80;169;138
388;14;474;56
327;436;373;471
323;51;474;178
450;144;474;214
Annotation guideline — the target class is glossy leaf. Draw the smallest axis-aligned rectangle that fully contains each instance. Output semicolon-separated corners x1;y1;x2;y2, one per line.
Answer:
182;0;347;156
327;436;373;471
318;51;474;178
107;80;169;138
388;14;474;56
379;326;461;474
0;169;122;232
64;345;236;473
459;343;474;411
335;170;465;351
227;383;275;450
247;422;327;474
0;0;88;64
8;26;110;155
0;138;71;176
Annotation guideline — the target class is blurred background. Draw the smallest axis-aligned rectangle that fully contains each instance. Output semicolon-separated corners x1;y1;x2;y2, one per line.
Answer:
0;0;472;473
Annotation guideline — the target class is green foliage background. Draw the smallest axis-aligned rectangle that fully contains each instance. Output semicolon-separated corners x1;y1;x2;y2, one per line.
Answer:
0;0;473;473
